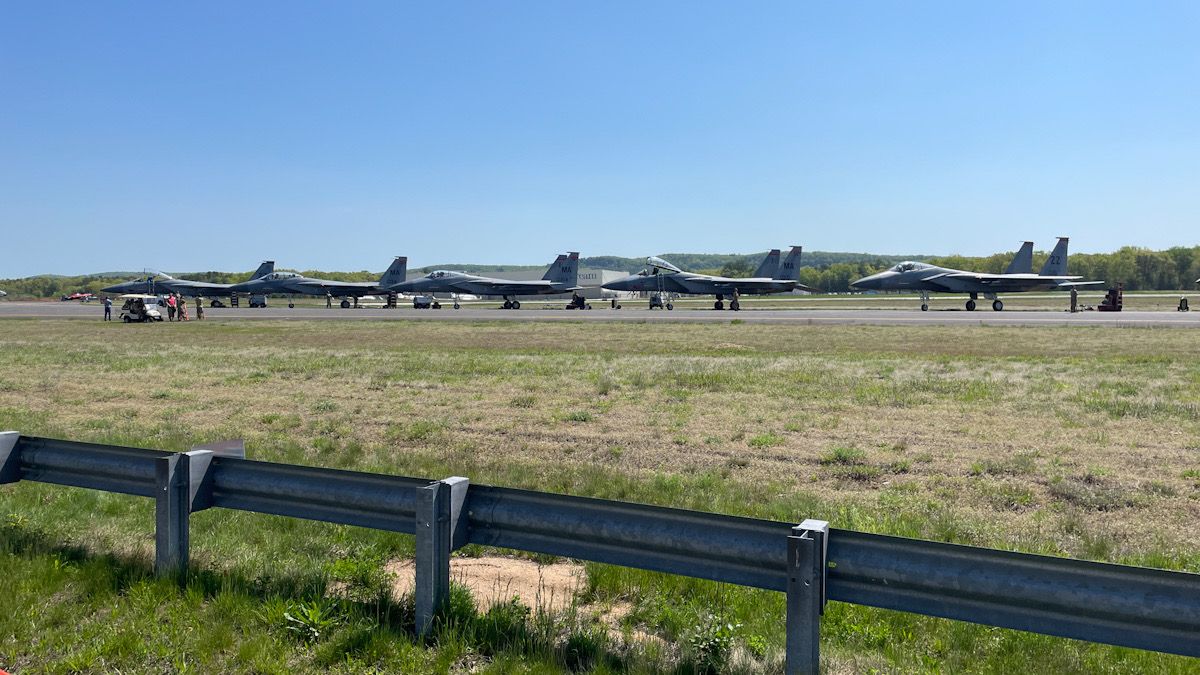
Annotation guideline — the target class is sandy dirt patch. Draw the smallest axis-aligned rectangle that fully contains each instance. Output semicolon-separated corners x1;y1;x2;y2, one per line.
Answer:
389;555;586;612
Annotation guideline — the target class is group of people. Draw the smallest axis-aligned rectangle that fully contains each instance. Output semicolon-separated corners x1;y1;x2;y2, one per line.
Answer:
163;293;203;321
99;293;205;321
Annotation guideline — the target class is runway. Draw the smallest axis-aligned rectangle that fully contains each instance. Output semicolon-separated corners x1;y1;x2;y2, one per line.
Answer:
3;301;1198;327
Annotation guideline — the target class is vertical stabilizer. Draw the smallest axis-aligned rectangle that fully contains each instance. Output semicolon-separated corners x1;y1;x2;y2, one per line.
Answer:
775;246;803;281
250;261;275;279
541;254;567;280
753;249;781;278
379;256;408;288
1005;241;1034;275
1039;237;1069;276
543;252;579;287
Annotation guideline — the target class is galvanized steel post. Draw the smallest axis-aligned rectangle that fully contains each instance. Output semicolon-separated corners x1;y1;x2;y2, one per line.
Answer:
0;432;19;484
155;453;190;577
415;476;470;636
786;519;829;675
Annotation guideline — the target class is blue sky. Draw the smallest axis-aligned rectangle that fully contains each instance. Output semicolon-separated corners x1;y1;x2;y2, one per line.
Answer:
2;2;1197;276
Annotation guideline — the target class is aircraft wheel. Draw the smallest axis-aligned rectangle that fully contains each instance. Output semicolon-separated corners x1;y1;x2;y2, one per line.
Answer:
512;300;521;310
502;300;512;309
921;304;929;312
730;299;741;311
288;302;295;308
615;304;622;310
992;300;1004;311
966;300;977;311
714;300;723;310
453;303;460;309
666;303;674;310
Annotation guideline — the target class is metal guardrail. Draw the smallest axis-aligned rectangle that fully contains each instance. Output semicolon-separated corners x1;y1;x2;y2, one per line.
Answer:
1;432;1198;673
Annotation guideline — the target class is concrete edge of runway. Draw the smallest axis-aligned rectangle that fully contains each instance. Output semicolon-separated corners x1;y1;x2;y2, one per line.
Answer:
1;301;1198;328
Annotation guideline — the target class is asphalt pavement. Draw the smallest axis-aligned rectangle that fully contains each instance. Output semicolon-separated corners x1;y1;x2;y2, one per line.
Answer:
3;301;1198;327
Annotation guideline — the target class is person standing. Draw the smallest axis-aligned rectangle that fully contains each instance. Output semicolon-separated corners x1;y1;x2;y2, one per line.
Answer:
167;294;177;321
178;296;189;321
103;296;112;321
196;298;205;320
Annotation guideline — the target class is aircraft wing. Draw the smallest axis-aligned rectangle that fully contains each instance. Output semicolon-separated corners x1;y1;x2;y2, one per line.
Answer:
931;272;1103;291
289;280;379;296
470;280;576;295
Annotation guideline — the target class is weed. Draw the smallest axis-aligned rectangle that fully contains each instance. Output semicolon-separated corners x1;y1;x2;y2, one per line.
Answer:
284;599;343;642
820;446;867;465
509;394;537;409
748;432;784;448
685;612;741;673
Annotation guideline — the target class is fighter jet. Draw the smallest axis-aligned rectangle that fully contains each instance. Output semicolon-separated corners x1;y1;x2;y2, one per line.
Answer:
850;237;1102;311
226;257;409;306
102;261;275;298
390;253;580;309
602;246;813;310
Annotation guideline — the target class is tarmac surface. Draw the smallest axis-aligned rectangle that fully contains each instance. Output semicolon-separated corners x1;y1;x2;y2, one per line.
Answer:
3;301;1198;327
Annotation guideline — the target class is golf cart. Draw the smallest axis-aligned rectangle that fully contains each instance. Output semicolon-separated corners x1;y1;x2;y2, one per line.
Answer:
118;294;164;323
648;292;674;310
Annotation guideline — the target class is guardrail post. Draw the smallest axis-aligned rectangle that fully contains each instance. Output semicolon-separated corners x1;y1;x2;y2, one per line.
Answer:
415;476;469;637
786;519;829;675
155;453;189;577
0;432;19;484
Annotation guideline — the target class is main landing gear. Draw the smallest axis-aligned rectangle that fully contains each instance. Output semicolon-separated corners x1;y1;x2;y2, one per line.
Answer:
712;294;741;311
964;292;1003;311
501;296;521;310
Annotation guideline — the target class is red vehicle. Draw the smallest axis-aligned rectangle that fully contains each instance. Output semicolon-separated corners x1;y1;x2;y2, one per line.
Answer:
60;292;96;302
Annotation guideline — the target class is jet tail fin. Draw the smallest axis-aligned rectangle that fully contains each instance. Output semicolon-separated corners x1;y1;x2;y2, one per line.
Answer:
1039;237;1069;276
379;256;408;288
250;261;275;280
542;252;579;287
753;249;781;278
1005;241;1034;275
774;246;803;281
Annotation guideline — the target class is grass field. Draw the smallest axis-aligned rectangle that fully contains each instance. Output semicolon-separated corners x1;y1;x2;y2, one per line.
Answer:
0;319;1198;673
184;288;1197;312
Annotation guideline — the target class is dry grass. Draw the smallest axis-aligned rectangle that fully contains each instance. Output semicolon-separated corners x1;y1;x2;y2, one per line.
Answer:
1;318;1198;672
2;319;1199;562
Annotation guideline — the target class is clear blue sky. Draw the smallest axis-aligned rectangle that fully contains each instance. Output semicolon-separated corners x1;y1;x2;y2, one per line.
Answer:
2;1;1197;276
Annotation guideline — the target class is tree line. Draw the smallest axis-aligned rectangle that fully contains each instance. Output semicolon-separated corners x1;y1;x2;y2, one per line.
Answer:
2;246;1197;299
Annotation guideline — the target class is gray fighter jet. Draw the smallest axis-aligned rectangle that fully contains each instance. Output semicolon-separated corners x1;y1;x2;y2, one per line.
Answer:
850;237;1102;311
228;257;408;306
602;246;813;310
103;261;275;299
390;253;580;309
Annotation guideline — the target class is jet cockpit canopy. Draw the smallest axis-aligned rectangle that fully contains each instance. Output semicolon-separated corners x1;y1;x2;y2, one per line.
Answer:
888;262;934;273
646;257;682;274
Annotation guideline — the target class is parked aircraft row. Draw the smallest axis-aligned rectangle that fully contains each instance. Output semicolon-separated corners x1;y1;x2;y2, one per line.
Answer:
99;239;1099;311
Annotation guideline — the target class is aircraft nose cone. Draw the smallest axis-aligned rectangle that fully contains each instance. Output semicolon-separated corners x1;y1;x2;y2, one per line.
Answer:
851;273;881;290
603;275;638;291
